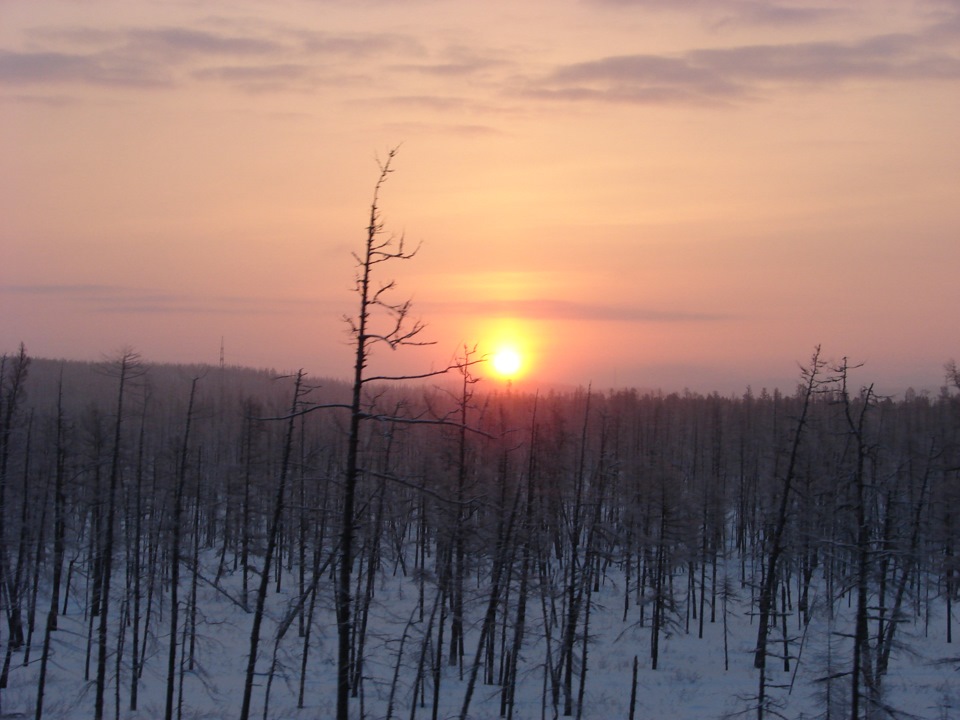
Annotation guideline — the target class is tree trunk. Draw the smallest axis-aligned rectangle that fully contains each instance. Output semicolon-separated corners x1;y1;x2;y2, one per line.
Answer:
239;371;304;720
754;348;821;672
96;350;141;720
165;376;199;720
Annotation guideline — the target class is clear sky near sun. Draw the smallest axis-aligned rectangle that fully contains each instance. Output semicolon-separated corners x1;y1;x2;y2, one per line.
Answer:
1;0;958;394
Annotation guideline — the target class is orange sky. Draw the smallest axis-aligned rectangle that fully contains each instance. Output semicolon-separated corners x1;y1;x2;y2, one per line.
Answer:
2;0;958;394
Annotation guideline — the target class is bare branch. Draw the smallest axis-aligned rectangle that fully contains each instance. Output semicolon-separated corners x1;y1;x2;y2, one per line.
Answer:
361;413;496;438
362;367;458;384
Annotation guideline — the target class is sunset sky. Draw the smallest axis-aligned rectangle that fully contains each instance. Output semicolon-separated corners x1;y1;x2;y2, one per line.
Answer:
2;0;958;394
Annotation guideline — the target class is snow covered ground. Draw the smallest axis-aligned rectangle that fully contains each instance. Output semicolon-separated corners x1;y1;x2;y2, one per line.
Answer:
3;553;957;720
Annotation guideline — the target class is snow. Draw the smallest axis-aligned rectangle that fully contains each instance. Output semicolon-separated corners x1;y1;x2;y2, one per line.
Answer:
3;550;957;720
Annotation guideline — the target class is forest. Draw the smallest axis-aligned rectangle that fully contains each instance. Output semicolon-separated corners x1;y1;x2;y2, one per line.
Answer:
1;343;959;720
3;159;959;720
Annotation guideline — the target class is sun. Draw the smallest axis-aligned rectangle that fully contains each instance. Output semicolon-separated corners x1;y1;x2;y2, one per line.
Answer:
478;318;536;382
491;347;523;379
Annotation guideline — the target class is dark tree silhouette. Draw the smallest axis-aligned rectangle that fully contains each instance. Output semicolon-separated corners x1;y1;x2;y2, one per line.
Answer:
336;148;446;720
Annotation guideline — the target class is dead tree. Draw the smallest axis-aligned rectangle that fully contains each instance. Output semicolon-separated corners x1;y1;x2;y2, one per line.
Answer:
836;362;876;720
164;377;199;720
239;371;307;720
95;348;144;720
450;347;481;672
34;368;67;720
335;147;445;720
753;347;823;720
0;343;31;687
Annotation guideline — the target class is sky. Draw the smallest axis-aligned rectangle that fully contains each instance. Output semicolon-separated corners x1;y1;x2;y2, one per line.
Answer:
2;0;958;395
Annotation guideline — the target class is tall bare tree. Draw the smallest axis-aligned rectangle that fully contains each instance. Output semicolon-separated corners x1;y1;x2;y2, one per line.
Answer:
753;347;823;720
0;343;31;682
95;348;145;720
34;367;67;720
165;376;199;720
239;371;307;720
336;148;443;720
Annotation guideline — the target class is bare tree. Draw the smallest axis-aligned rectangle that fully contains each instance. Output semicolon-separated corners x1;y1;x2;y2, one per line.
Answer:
95;348;145;720
335;148;445;720
239;371;307;720
946;359;960;392
165;376;199;720
34;368;67;720
834;360;877;720
0;343;31;689
753;347;824;720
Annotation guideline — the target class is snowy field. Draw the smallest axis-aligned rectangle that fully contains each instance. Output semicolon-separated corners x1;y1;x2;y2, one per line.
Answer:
3;552;957;720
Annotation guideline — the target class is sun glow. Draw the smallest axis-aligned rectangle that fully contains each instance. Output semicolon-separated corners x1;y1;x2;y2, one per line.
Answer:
491;347;523;378
474;317;539;383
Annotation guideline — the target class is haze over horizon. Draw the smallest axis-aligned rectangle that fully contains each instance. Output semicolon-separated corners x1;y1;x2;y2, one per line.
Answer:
2;0;958;396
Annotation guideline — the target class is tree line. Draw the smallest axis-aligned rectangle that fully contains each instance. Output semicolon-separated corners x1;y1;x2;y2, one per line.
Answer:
1;344;958;719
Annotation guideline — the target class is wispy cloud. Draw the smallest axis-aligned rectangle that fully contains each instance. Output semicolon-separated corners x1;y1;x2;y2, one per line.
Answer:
0;49;173;87
689;36;960;82
28;25;283;57
1;284;314;315
531;54;744;105
1;22;422;93
585;0;843;27
381;120;503;137
4;4;959;105
0;92;78;107
191;63;318;93
296;30;423;58
392;45;509;78
423;298;726;323
526;28;960;105
730;3;839;27
0;24;288;88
